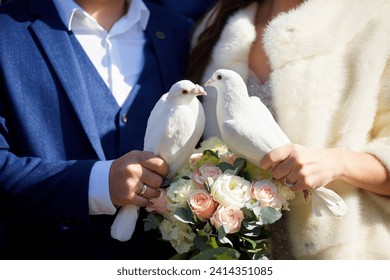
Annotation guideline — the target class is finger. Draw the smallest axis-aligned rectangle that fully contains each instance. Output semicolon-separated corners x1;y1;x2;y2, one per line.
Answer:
140;166;164;189
139;152;169;177
271;156;296;180
260;144;292;171
289;176;314;192
136;184;160;199
290;184;307;192
130;195;149;208
280;176;299;189
137;184;148;196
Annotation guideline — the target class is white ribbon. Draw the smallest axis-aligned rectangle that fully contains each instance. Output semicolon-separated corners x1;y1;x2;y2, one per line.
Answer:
311;187;348;217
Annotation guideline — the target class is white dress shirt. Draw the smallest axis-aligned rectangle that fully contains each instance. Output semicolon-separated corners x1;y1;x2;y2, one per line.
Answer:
53;0;150;214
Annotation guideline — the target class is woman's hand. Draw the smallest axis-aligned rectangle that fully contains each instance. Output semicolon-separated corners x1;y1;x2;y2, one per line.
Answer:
260;144;344;191
260;144;390;195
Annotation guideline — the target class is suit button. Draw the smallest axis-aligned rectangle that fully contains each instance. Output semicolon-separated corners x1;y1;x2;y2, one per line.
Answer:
155;31;166;39
121;113;128;123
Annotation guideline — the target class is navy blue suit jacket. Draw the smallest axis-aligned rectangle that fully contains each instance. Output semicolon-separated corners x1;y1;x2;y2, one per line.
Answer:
0;0;193;259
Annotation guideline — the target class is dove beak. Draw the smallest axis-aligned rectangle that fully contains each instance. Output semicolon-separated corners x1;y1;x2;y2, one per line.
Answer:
205;77;214;87
192;84;207;96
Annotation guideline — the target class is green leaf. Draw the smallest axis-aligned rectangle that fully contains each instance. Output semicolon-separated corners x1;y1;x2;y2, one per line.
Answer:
219;237;233;247
161;177;171;187
260;207;282;225
217;162;234;172
218;225;227;240
143;213;161;231
233;158;247;175
193;234;209;251
196;150;220;168
240;235;257;249
190;247;240;260
245;161;272;180
174;207;196;224
209;236;219;248
247;241;269;258
203;149;219;158
241;207;256;218
242;170;252;182
203;222;213;234
241;226;263;238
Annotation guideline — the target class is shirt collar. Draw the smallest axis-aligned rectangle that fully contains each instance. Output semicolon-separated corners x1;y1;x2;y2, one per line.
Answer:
53;0;150;32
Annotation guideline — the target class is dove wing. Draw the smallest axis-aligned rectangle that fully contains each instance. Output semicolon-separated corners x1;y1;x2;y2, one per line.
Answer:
249;96;291;145
220;97;289;165
144;94;168;153
221;117;272;165
158;103;204;174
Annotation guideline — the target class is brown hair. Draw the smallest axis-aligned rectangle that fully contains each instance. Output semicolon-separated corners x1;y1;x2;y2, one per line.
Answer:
187;0;258;83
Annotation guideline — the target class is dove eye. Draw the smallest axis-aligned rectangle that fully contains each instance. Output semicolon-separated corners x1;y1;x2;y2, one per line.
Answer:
217;75;222;80
182;90;188;94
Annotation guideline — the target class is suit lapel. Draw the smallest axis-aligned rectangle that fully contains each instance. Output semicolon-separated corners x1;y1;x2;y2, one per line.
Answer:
29;2;106;160
144;3;188;90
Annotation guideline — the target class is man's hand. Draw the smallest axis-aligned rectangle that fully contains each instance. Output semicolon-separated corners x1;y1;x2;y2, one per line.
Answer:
109;150;169;207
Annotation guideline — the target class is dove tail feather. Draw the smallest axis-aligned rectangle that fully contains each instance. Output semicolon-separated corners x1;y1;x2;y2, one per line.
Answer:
110;205;139;242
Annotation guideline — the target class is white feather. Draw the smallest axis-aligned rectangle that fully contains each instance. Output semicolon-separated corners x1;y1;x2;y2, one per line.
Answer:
311;187;348;218
110;205;139;242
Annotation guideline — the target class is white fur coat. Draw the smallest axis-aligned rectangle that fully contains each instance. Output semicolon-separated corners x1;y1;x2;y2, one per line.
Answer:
194;0;390;259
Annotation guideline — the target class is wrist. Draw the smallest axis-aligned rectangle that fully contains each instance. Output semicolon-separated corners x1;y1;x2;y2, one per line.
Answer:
329;148;348;181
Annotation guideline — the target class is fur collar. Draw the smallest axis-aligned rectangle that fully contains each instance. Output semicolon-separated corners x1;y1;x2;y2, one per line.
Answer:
200;0;390;77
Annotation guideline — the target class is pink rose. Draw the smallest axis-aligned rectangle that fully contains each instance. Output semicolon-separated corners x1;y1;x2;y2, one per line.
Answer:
146;189;169;215
189;153;203;164
193;163;222;186
220;153;237;165
251;180;282;209
187;189;218;221
210;205;244;234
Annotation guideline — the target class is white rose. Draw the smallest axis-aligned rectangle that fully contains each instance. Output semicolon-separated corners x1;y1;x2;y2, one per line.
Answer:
198;137;227;152
210;173;251;209
166;178;197;211
159;216;196;254
277;183;295;210
278;183;296;202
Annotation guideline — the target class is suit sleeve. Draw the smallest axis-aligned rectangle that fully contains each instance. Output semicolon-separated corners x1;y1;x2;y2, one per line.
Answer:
0;113;96;224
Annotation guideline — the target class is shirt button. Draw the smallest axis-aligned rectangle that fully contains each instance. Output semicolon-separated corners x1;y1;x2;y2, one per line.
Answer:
121;113;128;123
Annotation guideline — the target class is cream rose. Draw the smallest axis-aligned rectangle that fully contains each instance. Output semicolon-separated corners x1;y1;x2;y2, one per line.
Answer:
166;178;197;211
210;205;244;234
278;183;296;210
198;137;228;153
210;173;251;209
193;163;222;186
251;180;282;209
146;189;169;216
189;152;203;164
187;189;218;221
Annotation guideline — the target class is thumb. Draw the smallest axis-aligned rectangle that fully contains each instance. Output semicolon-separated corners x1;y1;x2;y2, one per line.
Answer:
260;144;293;171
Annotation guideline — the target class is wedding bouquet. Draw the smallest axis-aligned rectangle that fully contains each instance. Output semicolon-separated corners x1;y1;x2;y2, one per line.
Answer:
144;137;295;260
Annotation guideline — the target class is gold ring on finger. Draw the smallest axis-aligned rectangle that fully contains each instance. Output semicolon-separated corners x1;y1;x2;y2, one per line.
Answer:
139;184;147;196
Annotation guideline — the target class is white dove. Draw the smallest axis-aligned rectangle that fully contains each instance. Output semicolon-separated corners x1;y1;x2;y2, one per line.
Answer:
205;68;347;218
143;80;207;177
111;80;206;241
